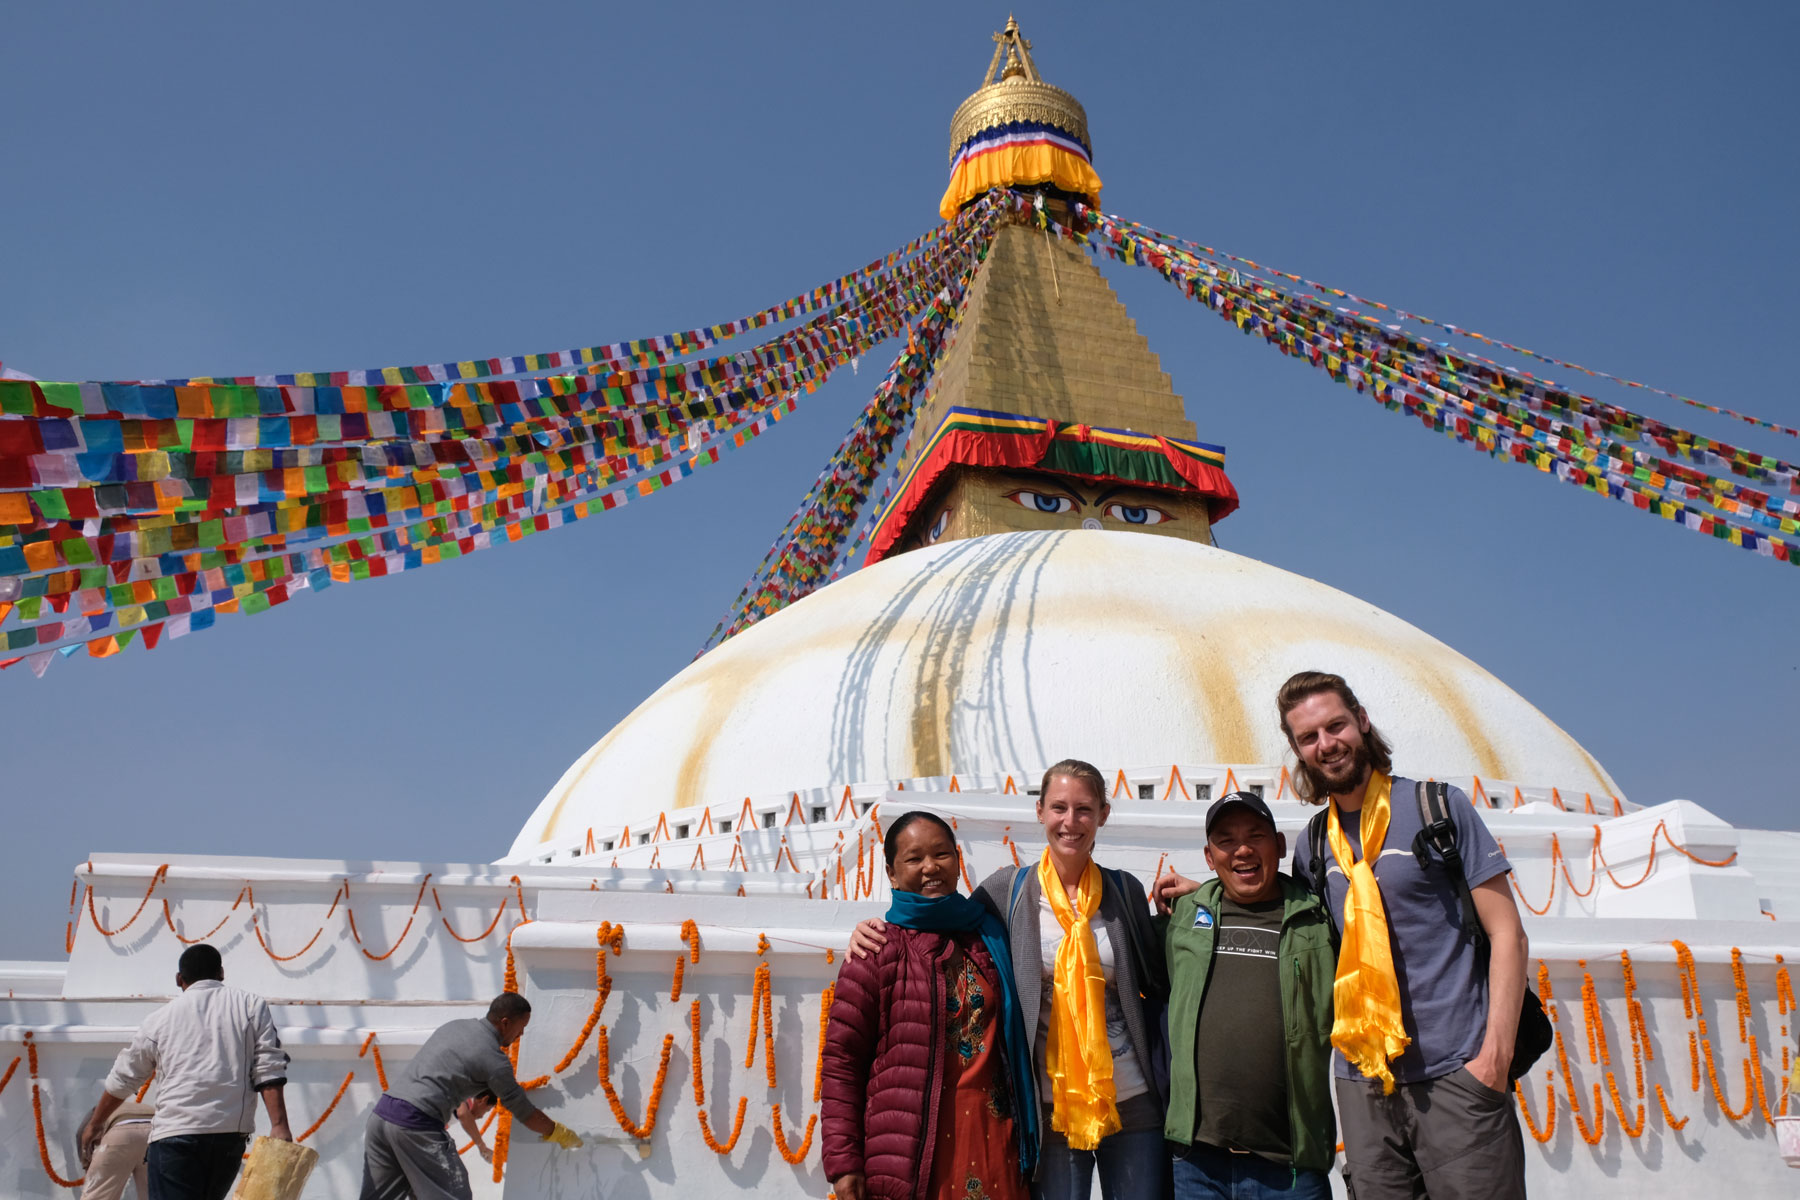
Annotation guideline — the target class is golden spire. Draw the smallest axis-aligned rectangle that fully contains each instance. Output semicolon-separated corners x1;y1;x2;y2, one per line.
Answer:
947;17;1091;166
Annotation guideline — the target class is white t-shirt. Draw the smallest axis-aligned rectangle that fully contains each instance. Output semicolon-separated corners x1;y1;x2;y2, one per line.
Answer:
1035;892;1148;1104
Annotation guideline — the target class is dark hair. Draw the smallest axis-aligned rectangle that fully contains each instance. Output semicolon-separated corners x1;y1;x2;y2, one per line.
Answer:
1039;758;1108;806
473;1089;497;1106
487;992;532;1022
177;944;224;983
883;810;956;867
1275;670;1394;804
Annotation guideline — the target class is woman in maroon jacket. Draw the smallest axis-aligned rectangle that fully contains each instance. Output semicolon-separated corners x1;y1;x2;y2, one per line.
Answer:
822;811;1038;1200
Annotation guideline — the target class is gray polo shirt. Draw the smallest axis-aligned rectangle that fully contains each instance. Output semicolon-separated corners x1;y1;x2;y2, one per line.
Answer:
1291;777;1511;1084
384;1018;541;1125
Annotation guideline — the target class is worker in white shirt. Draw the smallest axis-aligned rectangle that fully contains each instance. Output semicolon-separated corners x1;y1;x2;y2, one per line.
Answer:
79;944;292;1200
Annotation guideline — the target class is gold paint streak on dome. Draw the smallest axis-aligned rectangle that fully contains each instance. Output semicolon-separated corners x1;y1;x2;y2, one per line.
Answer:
948;16;1091;164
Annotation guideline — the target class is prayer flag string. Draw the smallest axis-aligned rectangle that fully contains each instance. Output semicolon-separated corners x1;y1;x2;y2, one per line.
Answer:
3;188;1778;675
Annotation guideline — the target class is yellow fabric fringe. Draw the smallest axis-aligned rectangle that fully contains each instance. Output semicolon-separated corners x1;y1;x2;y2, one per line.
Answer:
1038;850;1120;1149
939;141;1103;220
1326;771;1413;1093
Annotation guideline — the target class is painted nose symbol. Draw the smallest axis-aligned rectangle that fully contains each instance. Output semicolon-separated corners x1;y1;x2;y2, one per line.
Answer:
1081;517;1103;531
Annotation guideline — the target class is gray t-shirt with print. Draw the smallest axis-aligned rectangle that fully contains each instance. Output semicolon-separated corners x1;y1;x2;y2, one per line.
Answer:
1290;777;1511;1084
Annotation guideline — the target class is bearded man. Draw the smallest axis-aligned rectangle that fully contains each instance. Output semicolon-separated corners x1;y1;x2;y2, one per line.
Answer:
1279;671;1529;1200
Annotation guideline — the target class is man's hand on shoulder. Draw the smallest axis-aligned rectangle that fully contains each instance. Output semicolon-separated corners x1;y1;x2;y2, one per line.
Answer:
1150;869;1200;915
847;918;887;960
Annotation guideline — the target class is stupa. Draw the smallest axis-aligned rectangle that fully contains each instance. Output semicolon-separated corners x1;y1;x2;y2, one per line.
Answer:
2;19;1796;1200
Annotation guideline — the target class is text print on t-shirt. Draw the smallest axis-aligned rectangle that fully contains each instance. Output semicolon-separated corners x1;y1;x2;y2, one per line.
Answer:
1215;916;1279;960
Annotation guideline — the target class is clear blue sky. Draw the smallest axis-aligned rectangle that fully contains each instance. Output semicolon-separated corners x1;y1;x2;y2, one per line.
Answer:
3;1;1794;960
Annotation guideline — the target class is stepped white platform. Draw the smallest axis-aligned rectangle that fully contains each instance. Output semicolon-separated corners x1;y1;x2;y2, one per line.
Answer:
3;782;1796;1198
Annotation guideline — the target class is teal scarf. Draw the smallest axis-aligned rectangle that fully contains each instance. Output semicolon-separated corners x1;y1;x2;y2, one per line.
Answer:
885;889;1039;1175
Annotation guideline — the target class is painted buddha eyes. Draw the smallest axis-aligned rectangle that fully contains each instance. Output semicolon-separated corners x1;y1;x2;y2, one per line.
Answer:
1103;502;1172;526
927;509;951;543
1005;489;1078;514
1004;488;1174;526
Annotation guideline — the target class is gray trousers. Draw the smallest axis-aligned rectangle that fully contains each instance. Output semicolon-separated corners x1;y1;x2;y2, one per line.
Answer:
358;1111;472;1200
1335;1069;1526;1200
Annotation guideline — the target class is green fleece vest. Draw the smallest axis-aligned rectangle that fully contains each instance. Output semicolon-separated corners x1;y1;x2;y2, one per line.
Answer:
1161;874;1337;1172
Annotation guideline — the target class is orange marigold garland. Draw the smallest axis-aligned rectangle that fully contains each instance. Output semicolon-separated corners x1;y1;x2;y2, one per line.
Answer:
597;1027;676;1139
771;1102;817;1164
492;917;532;1185
295;1071;355;1142
814;984;835;1103
1514;1071;1557;1144
672;918;700;1002
1541;960;1605;1144
26;1033;85;1189
1673;941;1702;1089
1692;949;1754;1120
1729;948;1776;1124
65;877;83;953
691;998;749;1154
0;1055;19;1100
1577;961;1609;1066
1780;954;1795;1114
1655;1084;1690;1131
162;884;251;945
1604;953;1647;1137
249;882;342;963
358;1031;389;1091
745;962;772;1072
85;864;169;938
551;922;622;1074
435;885;513;943
346;875;432;962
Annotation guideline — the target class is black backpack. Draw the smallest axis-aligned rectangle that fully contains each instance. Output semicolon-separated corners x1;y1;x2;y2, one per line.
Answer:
1304;781;1552;1083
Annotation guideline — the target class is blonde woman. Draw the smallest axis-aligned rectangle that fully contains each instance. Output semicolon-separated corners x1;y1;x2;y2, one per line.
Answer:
851;760;1169;1200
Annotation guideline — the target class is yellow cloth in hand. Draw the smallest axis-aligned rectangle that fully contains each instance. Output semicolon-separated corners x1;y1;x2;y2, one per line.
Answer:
1326;770;1412;1094
541;1121;583;1150
1038;851;1119;1150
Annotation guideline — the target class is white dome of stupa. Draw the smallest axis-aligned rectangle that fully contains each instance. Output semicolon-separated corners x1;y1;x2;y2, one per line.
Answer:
509;530;1617;857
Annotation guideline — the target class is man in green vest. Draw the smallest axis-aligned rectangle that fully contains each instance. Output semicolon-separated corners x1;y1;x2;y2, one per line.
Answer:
1155;792;1338;1199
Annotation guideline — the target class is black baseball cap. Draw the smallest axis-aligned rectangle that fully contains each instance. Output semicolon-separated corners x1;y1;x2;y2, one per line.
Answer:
1204;790;1277;836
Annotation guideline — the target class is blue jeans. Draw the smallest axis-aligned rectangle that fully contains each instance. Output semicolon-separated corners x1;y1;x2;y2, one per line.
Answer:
146;1132;249;1200
1171;1141;1330;1200
1034;1095;1168;1200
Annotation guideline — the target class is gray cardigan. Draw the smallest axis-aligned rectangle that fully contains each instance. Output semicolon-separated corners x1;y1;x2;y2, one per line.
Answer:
973;864;1169;1115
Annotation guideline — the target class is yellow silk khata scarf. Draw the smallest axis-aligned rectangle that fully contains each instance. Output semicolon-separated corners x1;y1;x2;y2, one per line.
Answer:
1326;770;1412;1093
1038;850;1120;1150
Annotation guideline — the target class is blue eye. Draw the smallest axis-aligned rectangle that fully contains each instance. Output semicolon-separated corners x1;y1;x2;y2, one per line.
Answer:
928;509;951;542
1103;502;1171;526
1005;490;1077;515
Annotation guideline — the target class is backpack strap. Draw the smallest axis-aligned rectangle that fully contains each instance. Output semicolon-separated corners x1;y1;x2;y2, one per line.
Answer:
1412;781;1484;944
1008;863;1031;926
1305;808;1340;952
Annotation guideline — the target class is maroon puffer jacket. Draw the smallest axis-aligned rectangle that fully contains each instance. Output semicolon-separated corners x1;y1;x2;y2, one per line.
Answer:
820;928;997;1200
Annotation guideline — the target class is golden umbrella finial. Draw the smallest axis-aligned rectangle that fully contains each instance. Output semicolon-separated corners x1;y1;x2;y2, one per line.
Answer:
942;18;1100;222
